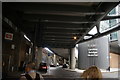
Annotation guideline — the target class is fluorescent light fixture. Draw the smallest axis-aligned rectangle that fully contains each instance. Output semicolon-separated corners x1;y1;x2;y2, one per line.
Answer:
24;35;31;42
44;47;53;53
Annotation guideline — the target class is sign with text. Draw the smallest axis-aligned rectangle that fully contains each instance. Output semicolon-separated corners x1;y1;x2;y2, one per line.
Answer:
5;32;13;40
88;44;98;56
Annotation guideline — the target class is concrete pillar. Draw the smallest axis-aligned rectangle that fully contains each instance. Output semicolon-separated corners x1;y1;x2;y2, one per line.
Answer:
53;54;57;66
69;48;76;69
64;59;66;64
36;47;42;68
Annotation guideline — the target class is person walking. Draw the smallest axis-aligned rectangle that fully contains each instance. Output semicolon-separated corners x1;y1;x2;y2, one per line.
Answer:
20;62;44;80
81;66;102;80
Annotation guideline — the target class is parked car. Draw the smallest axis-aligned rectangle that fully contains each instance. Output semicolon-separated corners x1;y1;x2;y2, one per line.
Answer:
57;63;59;66
39;63;48;72
62;64;69;68
50;64;56;67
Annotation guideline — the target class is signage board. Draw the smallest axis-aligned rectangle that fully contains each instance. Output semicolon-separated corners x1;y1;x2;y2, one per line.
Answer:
88;44;98;56
5;32;13;40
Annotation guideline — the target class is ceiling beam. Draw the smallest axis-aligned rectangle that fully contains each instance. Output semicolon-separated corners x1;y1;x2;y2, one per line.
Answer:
41;20;95;24
23;14;97;22
43;38;76;41
42;22;91;27
44;40;76;43
43;33;82;37
43;43;75;48
24;10;104;16
26;19;96;24
102;15;120;21
43;31;83;35
44;28;86;32
43;35;75;38
6;3;105;15
23;21;90;29
43;37;74;40
43;42;76;48
43;39;76;43
44;26;89;30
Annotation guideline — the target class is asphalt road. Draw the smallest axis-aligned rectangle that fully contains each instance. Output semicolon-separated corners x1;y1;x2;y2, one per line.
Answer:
43;66;81;78
42;66;81;80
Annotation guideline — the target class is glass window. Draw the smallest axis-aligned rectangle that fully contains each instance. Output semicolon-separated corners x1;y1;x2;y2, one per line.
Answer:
108;8;116;15
110;32;118;41
100;20;109;32
109;19;117;28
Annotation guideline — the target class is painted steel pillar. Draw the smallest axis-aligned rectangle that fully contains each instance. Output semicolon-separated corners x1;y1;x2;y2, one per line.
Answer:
69;48;76;69
36;47;42;68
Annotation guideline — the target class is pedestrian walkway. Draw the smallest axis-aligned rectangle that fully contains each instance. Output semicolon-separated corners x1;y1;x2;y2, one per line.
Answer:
64;68;120;78
64;68;120;73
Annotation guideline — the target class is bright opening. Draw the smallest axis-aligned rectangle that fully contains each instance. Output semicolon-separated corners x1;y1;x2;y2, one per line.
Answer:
84;36;92;40
24;35;31;42
44;47;53;53
88;26;97;35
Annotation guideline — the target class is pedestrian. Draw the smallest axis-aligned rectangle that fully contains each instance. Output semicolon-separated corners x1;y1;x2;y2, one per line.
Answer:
20;62;44;80
81;66;102;80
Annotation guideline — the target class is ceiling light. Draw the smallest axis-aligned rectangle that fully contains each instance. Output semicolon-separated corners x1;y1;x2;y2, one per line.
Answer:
73;36;77;40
